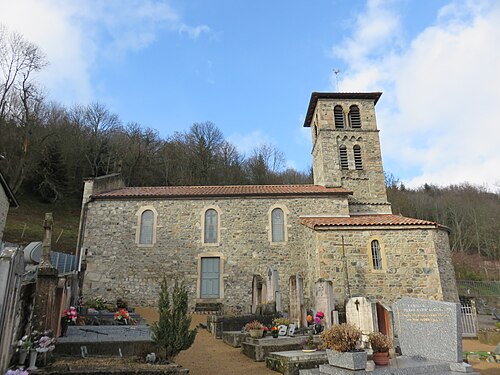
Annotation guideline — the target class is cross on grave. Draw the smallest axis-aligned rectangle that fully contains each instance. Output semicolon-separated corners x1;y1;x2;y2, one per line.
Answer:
39;213;55;269
332;235;352;301
354;299;360;311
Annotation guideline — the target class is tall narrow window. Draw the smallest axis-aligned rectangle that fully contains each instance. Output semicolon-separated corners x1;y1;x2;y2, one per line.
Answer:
371;240;382;270
348;105;361;128
271;208;285;242
334;105;345;129
204;209;218;243
353;145;363;170
139;210;154;244
339;145;348;170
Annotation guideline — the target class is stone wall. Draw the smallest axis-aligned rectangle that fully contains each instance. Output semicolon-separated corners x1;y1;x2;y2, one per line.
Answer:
82;195;350;314
310;98;390;213
308;226;458;308
0;186;8;241
433;229;459;302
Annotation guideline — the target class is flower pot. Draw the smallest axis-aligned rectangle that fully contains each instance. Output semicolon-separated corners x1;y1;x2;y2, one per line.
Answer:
271;331;279;338
249;328;264;338
314;324;323;334
326;349;367;370
372;352;390;366
61;321;69;337
18;348;28;365
28;349;38;370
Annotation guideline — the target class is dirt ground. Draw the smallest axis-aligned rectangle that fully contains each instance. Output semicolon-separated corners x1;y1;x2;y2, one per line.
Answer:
136;308;499;375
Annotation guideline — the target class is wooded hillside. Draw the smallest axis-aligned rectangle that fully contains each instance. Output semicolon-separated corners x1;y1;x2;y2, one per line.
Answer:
1;26;499;269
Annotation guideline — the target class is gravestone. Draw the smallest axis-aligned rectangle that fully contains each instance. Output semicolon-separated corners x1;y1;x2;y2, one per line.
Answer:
266;268;280;304
393;297;462;363
346;297;377;343
289;274;306;327
314;279;335;328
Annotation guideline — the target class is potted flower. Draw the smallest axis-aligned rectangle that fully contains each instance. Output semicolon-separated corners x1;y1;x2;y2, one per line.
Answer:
314;311;325;334
368;332;392;366
270;326;279;338
301;333;317;352
29;331;55;370
244;320;264;338
320;323;367;370
114;308;130;325
16;335;32;365
61;306;78;336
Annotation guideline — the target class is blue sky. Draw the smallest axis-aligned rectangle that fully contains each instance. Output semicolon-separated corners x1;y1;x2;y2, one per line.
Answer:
1;0;499;189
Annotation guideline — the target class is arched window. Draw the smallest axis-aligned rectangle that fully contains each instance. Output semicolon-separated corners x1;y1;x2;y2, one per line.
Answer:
204;209;218;243
353;145;362;170
139;210;154;245
271;208;285;242
348;105;361;128
334;105;345;129
371;240;383;270
339;145;348;170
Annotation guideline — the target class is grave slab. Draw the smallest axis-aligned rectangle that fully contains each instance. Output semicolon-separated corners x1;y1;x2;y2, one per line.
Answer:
266;350;327;375
393;297;462;363
241;335;320;362
55;325;155;356
222;331;249;347
310;356;480;375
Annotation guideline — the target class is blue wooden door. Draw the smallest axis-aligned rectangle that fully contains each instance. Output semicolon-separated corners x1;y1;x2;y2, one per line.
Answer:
201;257;220;298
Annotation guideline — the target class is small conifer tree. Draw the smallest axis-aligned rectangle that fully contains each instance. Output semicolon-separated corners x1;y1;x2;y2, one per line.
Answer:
152;277;197;360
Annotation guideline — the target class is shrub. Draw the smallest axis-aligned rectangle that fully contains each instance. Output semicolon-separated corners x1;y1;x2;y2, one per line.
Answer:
368;332;392;353
320;323;362;352
244;320;264;331
152;278;197;360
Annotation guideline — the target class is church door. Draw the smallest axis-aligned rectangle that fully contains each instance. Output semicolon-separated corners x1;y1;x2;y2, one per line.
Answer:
201;257;220;298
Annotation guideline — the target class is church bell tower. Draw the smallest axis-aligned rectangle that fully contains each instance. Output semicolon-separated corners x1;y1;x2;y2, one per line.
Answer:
304;92;391;214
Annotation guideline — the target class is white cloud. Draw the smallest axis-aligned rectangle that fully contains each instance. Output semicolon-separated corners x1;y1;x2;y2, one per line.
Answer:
333;0;500;189
0;0;211;104
227;130;271;156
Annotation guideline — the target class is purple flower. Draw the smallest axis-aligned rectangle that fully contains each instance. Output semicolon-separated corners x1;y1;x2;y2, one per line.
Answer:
314;316;321;324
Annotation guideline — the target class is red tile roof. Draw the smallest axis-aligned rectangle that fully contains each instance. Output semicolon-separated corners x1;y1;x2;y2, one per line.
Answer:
301;214;444;229
93;184;352;199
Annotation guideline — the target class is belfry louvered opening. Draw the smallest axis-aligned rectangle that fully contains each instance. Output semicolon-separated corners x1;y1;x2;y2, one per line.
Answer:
334;105;345;129
349;105;361;128
339;145;348;170
353;145;363;170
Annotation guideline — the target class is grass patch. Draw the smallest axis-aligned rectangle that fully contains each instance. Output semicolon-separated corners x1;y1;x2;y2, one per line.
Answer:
4;192;81;253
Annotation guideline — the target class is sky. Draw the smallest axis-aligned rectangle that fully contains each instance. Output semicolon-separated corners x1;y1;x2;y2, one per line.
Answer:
1;0;499;190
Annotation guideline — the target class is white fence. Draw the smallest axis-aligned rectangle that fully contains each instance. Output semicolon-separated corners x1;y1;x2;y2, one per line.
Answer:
460;305;478;338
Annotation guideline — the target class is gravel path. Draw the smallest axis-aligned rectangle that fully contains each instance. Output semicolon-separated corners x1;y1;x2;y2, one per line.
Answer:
136;308;499;375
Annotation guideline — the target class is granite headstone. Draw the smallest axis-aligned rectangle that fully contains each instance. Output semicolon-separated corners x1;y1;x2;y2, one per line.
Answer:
393;297;462;363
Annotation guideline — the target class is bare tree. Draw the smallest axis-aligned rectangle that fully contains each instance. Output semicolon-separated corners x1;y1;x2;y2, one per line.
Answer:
0;25;47;119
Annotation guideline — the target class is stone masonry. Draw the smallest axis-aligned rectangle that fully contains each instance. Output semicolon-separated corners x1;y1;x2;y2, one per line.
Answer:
80;92;459;314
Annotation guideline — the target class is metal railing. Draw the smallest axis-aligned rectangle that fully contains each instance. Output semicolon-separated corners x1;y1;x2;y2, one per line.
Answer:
456;280;500;297
460;305;478;338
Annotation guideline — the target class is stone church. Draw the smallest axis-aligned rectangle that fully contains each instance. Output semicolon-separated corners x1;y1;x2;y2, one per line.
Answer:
78;92;458;320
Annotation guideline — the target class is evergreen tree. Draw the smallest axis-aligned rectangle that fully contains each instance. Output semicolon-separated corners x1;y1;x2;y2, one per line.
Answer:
152;278;197;360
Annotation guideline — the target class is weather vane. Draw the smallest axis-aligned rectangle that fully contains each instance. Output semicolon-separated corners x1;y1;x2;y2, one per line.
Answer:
333;69;341;91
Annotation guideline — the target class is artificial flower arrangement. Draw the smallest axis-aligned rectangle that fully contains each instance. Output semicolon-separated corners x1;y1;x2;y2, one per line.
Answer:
272;317;290;327
4;369;29;375
35;335;56;353
314;311;325;323
114;308;130;324
244;320;264;331
62;306;78;325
